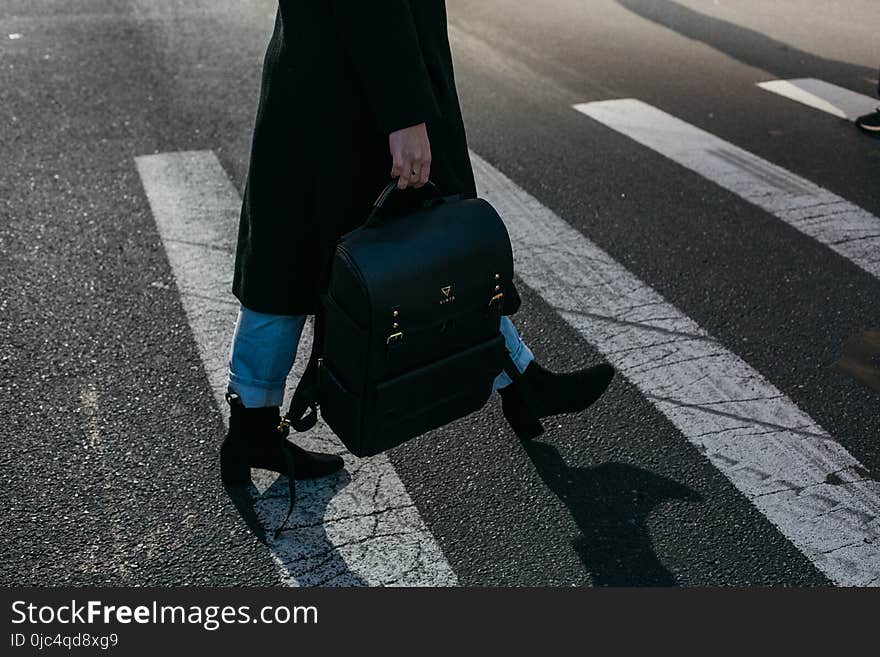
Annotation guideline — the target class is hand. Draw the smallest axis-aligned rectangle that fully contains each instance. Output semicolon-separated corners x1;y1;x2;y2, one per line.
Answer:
389;123;431;189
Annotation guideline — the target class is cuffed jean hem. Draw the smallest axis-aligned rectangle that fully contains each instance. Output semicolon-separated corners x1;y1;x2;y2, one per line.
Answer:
226;373;287;409
492;315;534;390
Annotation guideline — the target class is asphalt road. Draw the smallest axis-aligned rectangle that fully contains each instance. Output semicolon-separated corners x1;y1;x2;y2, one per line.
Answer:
1;0;878;586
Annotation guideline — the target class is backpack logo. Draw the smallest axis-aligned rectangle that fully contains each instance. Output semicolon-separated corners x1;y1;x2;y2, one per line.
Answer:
440;285;455;305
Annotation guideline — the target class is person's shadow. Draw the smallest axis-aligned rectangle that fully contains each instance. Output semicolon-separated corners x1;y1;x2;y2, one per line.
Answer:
524;441;701;586
223;466;368;586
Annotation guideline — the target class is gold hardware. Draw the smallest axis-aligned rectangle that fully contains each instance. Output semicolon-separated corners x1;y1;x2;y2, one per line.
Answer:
494;285;501;292
276;417;291;434
393;310;399;317
494;274;501;280
386;331;404;346
440;284;456;305
489;292;504;308
393;322;399;329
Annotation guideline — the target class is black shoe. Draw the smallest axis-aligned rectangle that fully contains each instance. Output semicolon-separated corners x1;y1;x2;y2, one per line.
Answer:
220;393;344;485
855;108;880;138
499;361;615;440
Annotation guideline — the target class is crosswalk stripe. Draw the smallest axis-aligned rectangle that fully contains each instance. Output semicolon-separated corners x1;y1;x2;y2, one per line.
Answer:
574;99;880;283
757;78;877;121
471;151;880;586
135;150;457;587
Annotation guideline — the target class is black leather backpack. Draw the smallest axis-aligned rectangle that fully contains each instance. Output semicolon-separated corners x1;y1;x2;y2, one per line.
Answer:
274;181;520;532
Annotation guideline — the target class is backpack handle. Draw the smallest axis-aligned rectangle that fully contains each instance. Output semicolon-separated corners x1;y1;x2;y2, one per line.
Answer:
363;179;445;228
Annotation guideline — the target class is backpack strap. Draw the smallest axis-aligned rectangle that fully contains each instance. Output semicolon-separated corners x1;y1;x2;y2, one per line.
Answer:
278;307;326;438
273;439;298;540
273;307;326;539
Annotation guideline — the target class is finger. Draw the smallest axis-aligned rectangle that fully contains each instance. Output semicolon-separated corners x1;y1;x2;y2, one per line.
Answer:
411;162;427;189
405;156;422;187
390;154;403;180
417;160;430;188
396;157;413;189
407;160;422;188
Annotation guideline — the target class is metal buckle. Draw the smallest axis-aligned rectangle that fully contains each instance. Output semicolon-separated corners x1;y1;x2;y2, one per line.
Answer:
386;331;404;346
488;292;504;309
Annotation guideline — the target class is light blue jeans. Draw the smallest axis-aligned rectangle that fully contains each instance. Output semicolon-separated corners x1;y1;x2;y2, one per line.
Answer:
227;307;534;408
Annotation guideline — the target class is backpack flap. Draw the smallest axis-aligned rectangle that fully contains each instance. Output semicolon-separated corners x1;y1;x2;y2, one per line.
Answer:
337;197;514;381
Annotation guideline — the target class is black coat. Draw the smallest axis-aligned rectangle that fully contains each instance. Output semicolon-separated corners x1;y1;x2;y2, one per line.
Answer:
232;0;480;316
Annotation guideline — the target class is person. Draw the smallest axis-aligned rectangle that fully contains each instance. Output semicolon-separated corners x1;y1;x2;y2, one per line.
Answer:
855;69;880;138
220;1;615;487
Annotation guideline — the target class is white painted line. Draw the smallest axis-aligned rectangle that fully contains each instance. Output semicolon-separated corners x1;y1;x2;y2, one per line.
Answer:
135;150;456;587
471;151;880;586
757;78;877;121
574;99;880;283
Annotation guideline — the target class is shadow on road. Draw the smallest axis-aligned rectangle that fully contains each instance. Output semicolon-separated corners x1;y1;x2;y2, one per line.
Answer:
223;468;368;587
617;0;877;93
524;441;700;586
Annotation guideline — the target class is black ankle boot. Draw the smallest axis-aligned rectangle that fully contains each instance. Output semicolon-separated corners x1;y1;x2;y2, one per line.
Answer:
499;361;615;440
220;393;344;485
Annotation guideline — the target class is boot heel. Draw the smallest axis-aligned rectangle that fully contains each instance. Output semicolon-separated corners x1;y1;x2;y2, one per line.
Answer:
501;388;545;441
220;439;250;485
508;410;545;441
